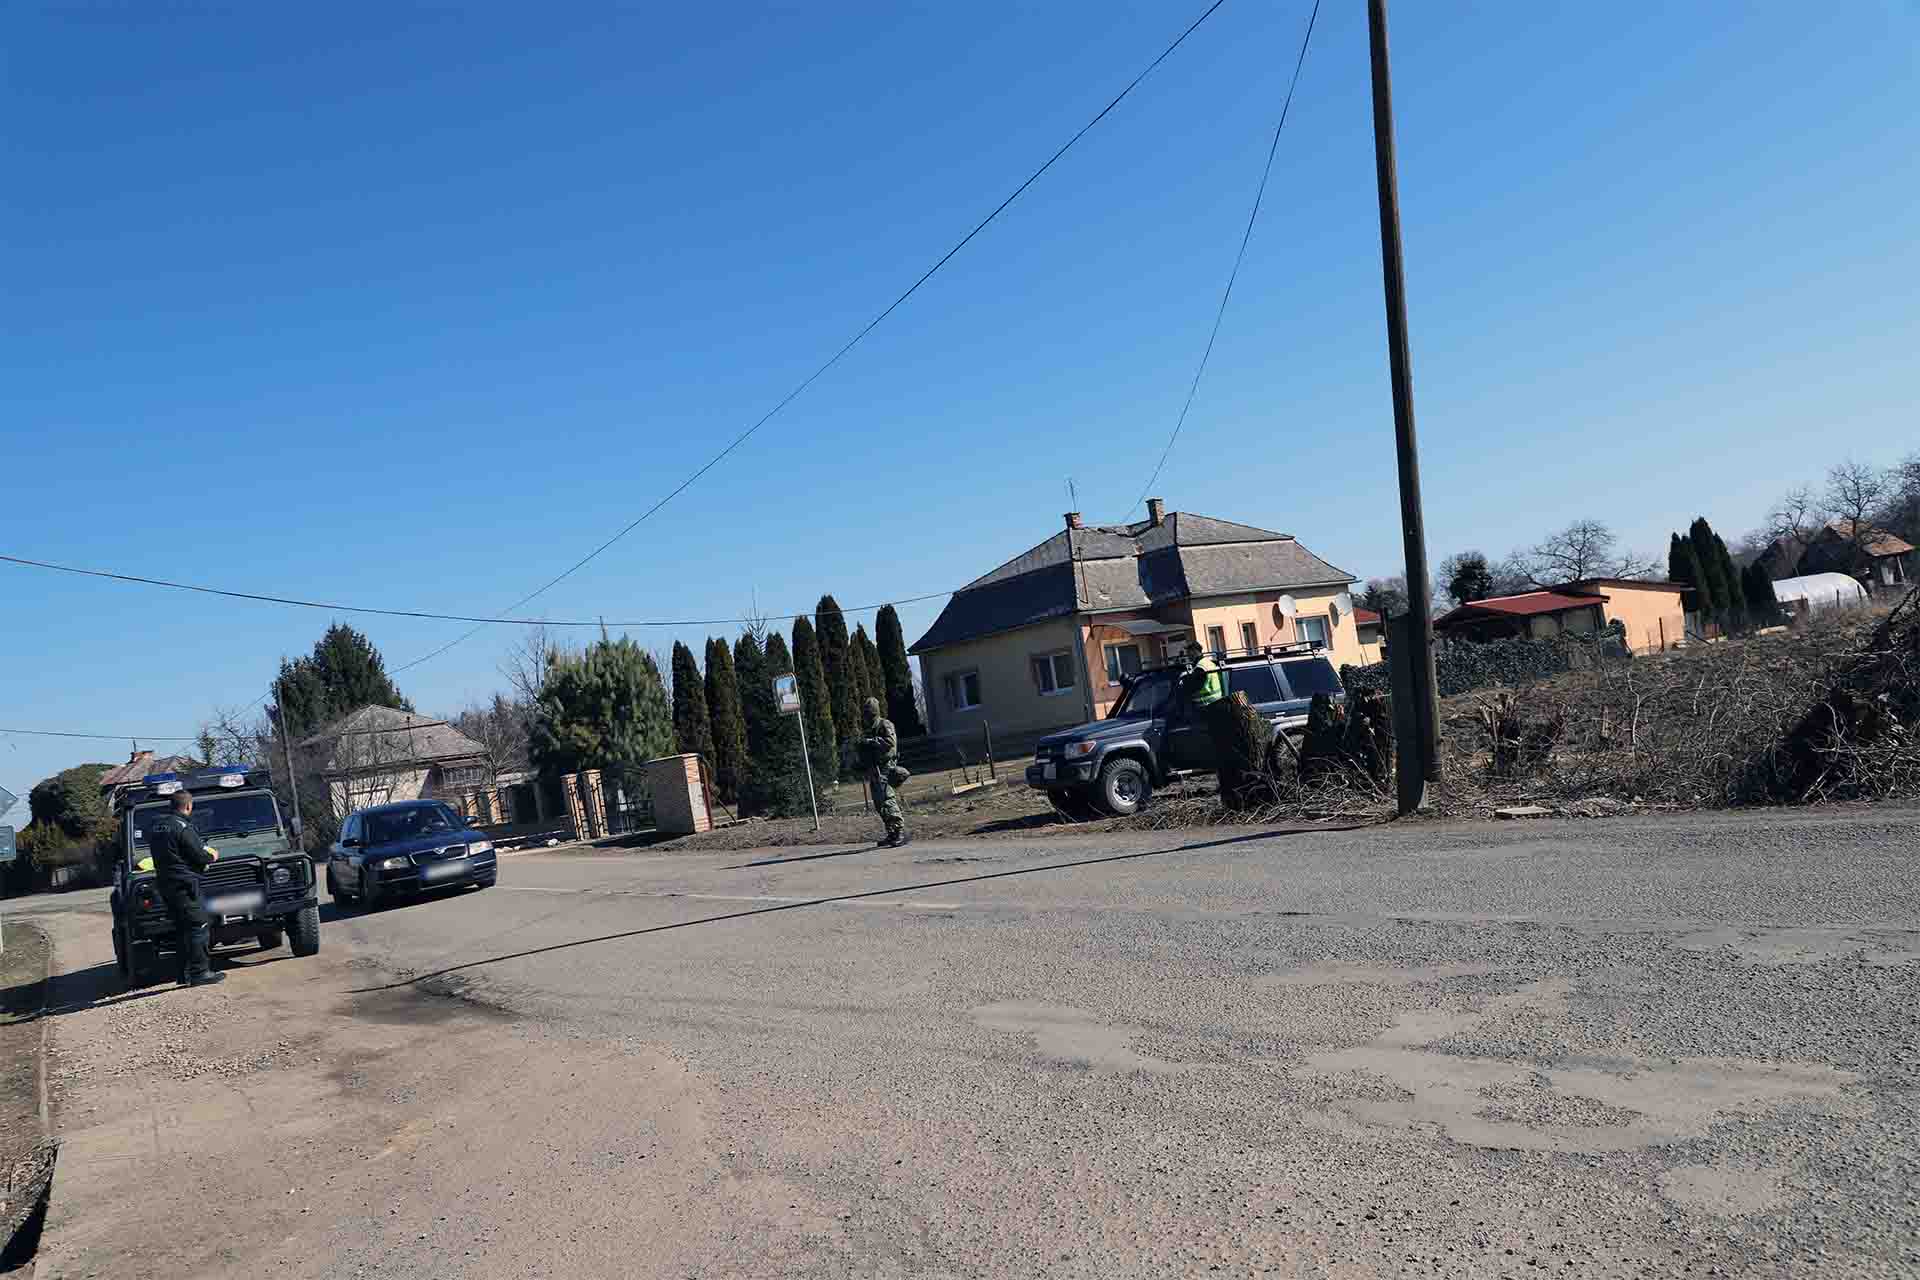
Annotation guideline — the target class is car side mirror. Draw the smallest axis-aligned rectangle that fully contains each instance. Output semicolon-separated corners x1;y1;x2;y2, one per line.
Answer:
341;837;360;848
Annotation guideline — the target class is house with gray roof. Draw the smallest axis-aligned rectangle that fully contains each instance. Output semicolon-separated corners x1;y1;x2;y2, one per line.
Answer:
298;705;490;817
909;500;1358;746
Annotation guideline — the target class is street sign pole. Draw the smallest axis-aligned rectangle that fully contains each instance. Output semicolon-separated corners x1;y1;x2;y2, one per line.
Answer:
1367;0;1442;813
794;706;820;834
774;676;820;833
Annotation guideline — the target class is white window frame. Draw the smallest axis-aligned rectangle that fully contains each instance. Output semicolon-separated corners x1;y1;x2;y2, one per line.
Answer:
1296;615;1330;648
1032;651;1077;696
1239;621;1259;653
1206;625;1227;656
1103;642;1142;684
944;669;982;712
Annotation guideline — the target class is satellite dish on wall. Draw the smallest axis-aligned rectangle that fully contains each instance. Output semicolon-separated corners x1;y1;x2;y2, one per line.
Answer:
1275;595;1298;621
1330;592;1353;625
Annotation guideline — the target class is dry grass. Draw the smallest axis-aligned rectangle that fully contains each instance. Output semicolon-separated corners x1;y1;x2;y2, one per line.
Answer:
1123;596;1919;828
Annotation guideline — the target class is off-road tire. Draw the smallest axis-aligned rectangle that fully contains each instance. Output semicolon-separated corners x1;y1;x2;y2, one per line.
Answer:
113;918;130;980
1095;758;1151;817
327;864;358;904
289;905;321;957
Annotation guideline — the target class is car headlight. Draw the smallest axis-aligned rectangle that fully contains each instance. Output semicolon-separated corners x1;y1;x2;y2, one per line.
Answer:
269;865;292;886
467;840;493;856
1063;741;1098;759
378;856;412;871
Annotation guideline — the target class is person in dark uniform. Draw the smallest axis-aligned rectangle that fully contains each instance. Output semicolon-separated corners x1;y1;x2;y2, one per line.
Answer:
146;789;225;987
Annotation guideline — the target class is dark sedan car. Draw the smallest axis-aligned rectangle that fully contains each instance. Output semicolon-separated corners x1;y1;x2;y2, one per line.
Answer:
326;799;498;908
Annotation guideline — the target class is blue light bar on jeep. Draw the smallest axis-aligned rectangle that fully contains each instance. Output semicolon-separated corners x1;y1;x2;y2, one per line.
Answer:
143;772;182;795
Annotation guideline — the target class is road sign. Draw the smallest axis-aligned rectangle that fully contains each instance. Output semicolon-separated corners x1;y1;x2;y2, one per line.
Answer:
773;674;801;715
0;786;15;816
0;827;14;864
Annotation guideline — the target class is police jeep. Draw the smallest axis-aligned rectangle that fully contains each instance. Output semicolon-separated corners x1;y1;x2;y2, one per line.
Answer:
1025;645;1347;817
110;766;320;986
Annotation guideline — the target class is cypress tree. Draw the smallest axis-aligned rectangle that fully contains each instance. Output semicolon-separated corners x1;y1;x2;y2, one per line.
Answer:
1712;533;1746;622
736;631;805;816
669;641;713;765
1742;560;1781;625
1686;518;1726;617
815;595;859;747
791;617;840;785
529;636;672;779
1668;534;1704;616
874;605;926;738
851;625;883;713
703;636;748;805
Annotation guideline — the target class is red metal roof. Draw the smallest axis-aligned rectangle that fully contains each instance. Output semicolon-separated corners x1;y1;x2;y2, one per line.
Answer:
1434;590;1606;627
1353;607;1381;626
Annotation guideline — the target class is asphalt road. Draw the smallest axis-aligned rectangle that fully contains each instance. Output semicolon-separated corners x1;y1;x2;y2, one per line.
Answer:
20;806;1920;1278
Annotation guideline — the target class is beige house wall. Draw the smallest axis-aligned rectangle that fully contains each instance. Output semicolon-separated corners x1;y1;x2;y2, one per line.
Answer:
1596;584;1686;653
920;617;1086;744
326;765;432;819
1181;585;1366;669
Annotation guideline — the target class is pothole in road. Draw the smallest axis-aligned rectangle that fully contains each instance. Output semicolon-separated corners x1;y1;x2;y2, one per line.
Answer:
1299;981;1859;1155
972;1003;1190;1075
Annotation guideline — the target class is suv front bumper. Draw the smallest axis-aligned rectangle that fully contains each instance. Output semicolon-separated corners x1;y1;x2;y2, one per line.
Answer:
1026;760;1097;790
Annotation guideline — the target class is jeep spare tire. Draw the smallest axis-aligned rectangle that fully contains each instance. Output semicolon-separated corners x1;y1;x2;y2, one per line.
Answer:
1095;757;1150;817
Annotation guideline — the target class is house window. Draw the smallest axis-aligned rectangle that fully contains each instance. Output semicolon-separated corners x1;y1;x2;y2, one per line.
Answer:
1104;642;1142;683
440;763;485;790
1032;651;1077;696
1297;615;1330;648
943;670;982;711
1206;625;1227;656
1239;621;1259;653
347;781;394;810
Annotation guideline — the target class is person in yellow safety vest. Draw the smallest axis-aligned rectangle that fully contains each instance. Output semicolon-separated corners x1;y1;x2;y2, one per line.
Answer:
1180;638;1226;709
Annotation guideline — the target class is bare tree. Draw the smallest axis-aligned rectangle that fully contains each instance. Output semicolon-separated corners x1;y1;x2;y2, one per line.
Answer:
1609;548;1664;581
452;695;532;784
1517;520;1622;585
1359;576;1409;617
1768;486;1821;546
500;624;559;707
1822;459;1894;577
1885;451;1920;545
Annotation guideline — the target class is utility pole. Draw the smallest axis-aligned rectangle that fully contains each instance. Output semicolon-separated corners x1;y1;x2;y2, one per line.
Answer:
1367;0;1441;812
277;668;304;847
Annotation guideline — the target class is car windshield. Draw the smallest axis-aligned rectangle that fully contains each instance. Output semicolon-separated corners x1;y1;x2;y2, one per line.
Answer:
365;803;461;845
1108;671;1174;720
1280;658;1344;700
130;792;281;848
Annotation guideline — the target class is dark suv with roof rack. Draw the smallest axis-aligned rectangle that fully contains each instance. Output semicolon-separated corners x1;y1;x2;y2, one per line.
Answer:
1025;646;1346;817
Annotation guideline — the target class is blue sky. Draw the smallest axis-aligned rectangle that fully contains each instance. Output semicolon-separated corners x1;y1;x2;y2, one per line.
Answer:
4;1;1916;814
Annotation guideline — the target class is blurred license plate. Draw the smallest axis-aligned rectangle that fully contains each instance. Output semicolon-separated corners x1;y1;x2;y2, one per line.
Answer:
1042;764;1056;780
422;862;467;882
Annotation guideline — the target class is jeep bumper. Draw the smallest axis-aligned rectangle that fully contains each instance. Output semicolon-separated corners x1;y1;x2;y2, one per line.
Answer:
1026;761;1097;790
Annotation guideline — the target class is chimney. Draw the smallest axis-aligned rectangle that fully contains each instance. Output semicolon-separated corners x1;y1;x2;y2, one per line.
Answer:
1064;512;1083;531
1146;497;1165;527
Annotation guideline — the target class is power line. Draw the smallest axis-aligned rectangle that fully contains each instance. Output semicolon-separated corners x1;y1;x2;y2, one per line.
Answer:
0;726;197;742
1;552;956;629
1125;0;1320;519
385;0;1231;677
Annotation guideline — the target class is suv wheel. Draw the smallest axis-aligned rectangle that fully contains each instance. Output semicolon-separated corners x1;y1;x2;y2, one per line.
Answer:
289;905;321;957
1095;758;1151;817
328;864;356;904
113;920;130;980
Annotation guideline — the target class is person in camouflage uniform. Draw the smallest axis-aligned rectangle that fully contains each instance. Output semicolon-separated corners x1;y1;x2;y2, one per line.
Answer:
856;696;910;848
